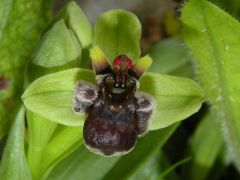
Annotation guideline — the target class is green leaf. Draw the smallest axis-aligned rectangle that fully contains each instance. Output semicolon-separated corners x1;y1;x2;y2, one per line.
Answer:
210;0;240;17
26;111;57;180
188;111;223;180
22;68;95;126
148;38;190;74
52;1;92;67
27;20;82;82
0;0;51;138
45;124;178;180
32;20;81;68
22;68;204;129
0;106;32;180
41;125;83;175
53;1;92;49
128;151;162;180
140;72;205;130
181;0;240;170
94;9;141;62
159;157;191;179
147;38;194;78
44;145;119;180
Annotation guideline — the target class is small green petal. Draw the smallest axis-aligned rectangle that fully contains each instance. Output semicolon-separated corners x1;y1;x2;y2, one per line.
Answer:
130;55;152;79
90;46;111;75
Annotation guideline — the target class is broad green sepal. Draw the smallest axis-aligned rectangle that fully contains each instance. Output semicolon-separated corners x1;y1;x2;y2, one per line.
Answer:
140;72;205;130
94;9;141;62
22;68;95;126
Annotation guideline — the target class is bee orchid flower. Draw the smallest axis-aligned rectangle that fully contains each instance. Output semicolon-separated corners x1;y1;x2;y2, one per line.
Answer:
73;46;154;156
21;4;204;160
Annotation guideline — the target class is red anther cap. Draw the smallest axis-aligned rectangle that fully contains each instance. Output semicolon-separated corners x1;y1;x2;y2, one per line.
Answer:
113;55;132;70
